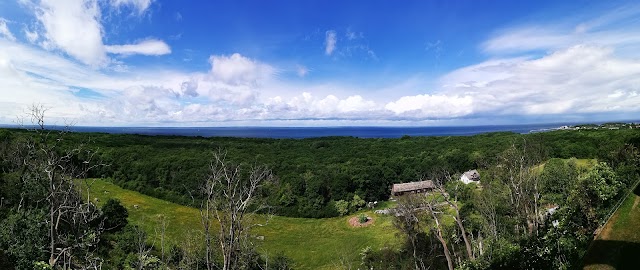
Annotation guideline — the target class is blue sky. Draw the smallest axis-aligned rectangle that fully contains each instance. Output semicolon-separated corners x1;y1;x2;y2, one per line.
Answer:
0;0;639;126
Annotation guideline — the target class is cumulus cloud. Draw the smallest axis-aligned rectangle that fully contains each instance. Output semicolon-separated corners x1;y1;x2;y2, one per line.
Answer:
209;53;275;85
0;19;16;41
325;30;337;55
35;0;107;66
104;39;171;55
385;94;473;118
265;92;379;119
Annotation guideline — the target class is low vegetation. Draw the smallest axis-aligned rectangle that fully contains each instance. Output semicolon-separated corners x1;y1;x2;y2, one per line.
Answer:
84;179;399;269
583;182;640;269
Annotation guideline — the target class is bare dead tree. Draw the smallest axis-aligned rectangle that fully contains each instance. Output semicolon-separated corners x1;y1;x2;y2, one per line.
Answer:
423;195;454;270
200;150;273;270
17;104;105;268
154;215;169;266
497;141;543;236
434;180;474;261
393;194;427;270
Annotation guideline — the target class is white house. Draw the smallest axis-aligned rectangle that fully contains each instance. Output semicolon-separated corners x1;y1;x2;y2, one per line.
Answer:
460;169;480;184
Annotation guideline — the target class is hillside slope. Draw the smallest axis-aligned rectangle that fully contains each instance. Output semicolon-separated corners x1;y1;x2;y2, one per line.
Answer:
583;183;640;270
84;179;400;269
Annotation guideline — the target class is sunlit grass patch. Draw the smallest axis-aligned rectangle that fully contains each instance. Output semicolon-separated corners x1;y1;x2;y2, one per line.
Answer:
82;179;401;270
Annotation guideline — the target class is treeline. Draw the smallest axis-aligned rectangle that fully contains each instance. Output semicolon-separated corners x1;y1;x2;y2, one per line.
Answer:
1;127;638;218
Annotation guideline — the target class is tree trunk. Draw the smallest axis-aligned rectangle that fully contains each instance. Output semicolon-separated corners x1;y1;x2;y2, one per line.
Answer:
429;204;454;270
454;215;474;260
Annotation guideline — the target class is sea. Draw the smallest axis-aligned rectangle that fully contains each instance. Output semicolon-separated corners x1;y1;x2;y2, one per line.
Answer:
38;123;574;139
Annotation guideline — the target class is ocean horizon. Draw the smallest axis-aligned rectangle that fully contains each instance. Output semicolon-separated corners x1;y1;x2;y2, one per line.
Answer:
0;123;584;139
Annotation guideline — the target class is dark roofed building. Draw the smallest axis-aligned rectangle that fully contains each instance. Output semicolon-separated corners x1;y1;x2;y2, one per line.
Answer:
391;180;435;196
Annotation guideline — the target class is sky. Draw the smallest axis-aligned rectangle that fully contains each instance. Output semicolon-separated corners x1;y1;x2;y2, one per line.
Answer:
1;0;640;126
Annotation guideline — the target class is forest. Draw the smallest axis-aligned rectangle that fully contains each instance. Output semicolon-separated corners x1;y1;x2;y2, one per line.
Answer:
0;118;639;269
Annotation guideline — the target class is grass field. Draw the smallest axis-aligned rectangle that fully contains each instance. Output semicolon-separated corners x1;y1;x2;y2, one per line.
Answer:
533;158;597;172
82;179;401;269
583;183;640;270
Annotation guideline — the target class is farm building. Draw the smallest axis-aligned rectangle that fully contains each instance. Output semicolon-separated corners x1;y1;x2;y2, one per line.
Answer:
460;169;480;184
391;180;435;196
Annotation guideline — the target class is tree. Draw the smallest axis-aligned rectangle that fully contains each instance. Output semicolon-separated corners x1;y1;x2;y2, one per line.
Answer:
13;105;104;268
495;141;544;236
200;150;273;270
102;198;128;232
334;200;349;216
436;182;474;261
393;194;426;270
350;194;365;211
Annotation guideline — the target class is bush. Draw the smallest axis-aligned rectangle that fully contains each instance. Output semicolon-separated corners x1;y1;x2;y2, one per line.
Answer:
358;213;369;224
334;200;349;216
101;198;129;232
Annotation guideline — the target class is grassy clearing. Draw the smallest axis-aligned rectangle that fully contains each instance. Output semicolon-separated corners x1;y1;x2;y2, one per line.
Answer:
583;184;640;270
533;158;596;173
82;179;401;270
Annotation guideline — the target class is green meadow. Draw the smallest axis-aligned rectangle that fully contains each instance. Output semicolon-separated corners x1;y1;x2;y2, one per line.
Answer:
583;182;640;270
83;179;401;270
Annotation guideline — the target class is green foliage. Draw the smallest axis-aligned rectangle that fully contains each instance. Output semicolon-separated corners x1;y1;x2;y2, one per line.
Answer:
358;213;369;224
1;127;639;269
33;261;52;270
351;194;365;211
269;252;294;270
3;127;637;219
334;200;349;216
582;162;621;202
540;158;578;202
102;198;129;232
0;209;48;270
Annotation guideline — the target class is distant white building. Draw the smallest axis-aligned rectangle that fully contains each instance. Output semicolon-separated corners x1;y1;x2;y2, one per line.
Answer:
460;169;480;184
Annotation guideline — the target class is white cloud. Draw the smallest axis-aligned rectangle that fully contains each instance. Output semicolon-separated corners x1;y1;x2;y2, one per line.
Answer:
483;6;640;55
325;30;337;55
209;53;275;85
385;94;473;118
110;0;153;15
104;39;170;55
23;28;39;43
35;0;107;66
28;0;169;66
265;92;379;119
439;45;640;116
0;18;16;41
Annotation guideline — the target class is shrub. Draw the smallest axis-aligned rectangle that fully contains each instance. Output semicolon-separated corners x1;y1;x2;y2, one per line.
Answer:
358;213;369;224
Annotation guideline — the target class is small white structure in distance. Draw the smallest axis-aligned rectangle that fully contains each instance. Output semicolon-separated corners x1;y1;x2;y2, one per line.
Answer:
460;169;480;184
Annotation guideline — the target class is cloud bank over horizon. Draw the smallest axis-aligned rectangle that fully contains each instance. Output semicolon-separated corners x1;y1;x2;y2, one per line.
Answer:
1;1;639;126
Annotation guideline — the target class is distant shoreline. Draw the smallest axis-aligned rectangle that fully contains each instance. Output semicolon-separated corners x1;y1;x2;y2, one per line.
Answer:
2;122;637;139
